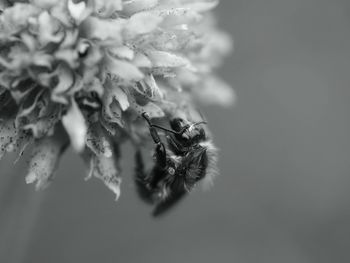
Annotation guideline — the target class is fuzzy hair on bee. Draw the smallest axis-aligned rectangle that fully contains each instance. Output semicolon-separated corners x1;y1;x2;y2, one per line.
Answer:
134;113;218;216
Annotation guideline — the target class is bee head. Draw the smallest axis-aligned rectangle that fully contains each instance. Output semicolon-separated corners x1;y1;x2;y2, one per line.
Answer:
170;118;206;146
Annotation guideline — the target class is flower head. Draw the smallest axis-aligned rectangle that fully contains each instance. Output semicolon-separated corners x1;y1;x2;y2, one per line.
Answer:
0;0;233;199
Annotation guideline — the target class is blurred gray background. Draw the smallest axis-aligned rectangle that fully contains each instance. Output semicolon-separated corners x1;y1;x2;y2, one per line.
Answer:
2;0;350;262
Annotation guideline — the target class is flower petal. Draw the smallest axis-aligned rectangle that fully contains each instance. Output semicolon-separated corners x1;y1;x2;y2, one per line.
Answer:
153;7;201;27
83;146;122;201
102;99;124;128
182;0;219;13
145;50;189;68
108;46;134;61
82;17;124;42
37;11;64;46
0;3;41;35
106;56;144;81
0;118;31;160
106;79;130;111
129;94;164;118
140;74;163;100
86;122;113;158
68;0;90;23
51;64;74;104
62;98;87;152
123;11;163;39
25;128;69;190
17;87;44;118
31;0;62;9
195;77;236;107
132;52;152;68
93;0;122;18
23;104;61;138
122;0;158;15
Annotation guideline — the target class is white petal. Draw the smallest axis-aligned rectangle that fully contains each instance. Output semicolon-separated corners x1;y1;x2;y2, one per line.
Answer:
85;151;122;201
107;57;144;81
122;0;158;15
86;122;113;158
196;77;236;107
25;130;68;190
114;87;129;111
124;11;162;38
182;1;219;12
68;0;90;23
129;95;164;118
132;52;152;68
82;17;125;42
105;79;130;111
109;46;134;60
62;98;87;152
146;50;189;68
94;0;122;17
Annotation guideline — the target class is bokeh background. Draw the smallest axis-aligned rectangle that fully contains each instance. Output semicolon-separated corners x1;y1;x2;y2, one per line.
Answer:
2;0;350;262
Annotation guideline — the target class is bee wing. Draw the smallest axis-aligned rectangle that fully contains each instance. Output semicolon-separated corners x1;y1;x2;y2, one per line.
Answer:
134;150;154;204
198;141;218;190
183;146;208;185
152;189;187;217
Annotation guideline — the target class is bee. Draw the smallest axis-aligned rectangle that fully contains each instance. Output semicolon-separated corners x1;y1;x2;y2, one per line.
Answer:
134;112;217;216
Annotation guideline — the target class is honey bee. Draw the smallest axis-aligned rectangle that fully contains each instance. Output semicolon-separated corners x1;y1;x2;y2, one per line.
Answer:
134;112;217;216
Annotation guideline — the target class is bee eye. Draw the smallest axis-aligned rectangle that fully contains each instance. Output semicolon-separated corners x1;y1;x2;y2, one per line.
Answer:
198;128;206;140
170;118;185;132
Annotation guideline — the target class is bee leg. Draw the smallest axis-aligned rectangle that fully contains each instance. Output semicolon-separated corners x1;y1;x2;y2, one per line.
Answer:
166;135;183;154
134;129;167;204
145;119;187;216
152;189;187;217
134;150;154;204
149;139;167;189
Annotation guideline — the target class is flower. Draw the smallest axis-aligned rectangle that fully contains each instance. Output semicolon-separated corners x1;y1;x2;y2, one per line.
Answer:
0;0;233;200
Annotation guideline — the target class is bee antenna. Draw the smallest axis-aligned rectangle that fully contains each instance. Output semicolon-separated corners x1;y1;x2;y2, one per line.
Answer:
194;121;207;126
178;121;207;135
142;112;180;135
142;112;152;126
197;108;206;121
